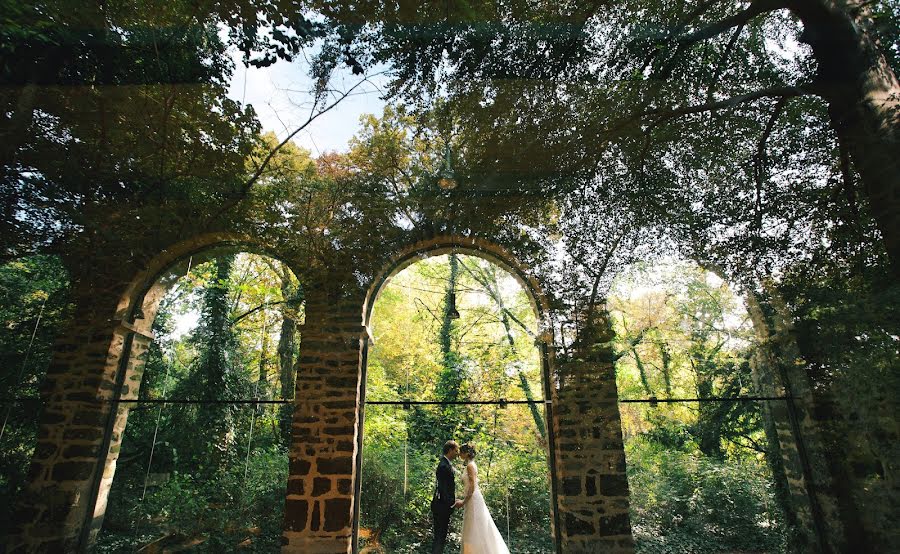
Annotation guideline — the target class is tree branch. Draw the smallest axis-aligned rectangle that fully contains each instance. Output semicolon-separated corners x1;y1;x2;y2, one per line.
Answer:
724;432;768;454
675;0;785;51
587;231;626;309
642;85;811;121
641;0;724;74
707;23;746;102
628;84;810;171
612;327;650;362
231;300;287;326
653;0;786;79
205;74;380;223
459;260;536;338
753;96;789;232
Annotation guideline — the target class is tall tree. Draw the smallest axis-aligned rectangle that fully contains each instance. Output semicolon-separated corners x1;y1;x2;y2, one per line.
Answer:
433;254;473;441
300;0;899;277
275;263;303;443
188;255;243;474
611;263;762;459
460;259;546;440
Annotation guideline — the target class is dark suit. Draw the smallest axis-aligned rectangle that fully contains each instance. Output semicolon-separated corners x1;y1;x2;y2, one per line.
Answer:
430;455;455;554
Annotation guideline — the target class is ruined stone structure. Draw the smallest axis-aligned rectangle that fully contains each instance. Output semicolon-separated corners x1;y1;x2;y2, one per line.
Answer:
3;214;875;553
553;307;633;553
745;288;891;554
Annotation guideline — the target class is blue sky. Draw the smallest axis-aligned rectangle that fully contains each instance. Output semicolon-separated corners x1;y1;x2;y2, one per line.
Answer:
226;50;389;155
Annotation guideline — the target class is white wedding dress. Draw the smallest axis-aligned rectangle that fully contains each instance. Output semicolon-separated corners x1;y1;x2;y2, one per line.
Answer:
461;461;510;554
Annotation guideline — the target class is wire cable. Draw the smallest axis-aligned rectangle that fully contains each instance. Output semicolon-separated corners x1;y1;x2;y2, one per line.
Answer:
0;297;46;443
0;395;792;406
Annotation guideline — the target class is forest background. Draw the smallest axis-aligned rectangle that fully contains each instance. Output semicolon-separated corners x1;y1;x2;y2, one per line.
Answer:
0;247;789;553
1;0;898;552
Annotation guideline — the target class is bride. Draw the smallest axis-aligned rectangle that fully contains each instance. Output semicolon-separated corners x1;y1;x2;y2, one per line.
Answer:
459;443;510;554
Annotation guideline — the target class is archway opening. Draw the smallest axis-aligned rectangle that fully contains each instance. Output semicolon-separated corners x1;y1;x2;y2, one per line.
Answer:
94;250;304;552
358;252;555;552
608;259;788;553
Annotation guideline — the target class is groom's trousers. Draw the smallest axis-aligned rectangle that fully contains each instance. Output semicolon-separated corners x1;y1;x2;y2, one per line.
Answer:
431;501;452;554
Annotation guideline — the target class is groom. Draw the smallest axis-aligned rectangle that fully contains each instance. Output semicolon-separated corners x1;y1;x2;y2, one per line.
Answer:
431;440;464;554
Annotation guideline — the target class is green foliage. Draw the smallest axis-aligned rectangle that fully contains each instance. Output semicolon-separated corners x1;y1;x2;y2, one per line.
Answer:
627;438;787;554
0;255;71;536
611;260;788;552
0;255;71;398
97;442;289;553
0;0;263;259
93;252;299;550
360;255;553;552
612;262;764;458
778;257;900;543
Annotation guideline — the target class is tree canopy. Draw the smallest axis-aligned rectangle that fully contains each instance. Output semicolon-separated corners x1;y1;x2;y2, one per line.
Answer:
1;1;898;550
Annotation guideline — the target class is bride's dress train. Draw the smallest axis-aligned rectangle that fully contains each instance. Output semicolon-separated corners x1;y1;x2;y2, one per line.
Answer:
461;462;510;554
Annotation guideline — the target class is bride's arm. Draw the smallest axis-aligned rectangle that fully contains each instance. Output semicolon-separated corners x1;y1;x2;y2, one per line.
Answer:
462;463;476;507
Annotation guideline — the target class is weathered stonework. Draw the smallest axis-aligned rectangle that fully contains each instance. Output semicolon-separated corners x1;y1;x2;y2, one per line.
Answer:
747;289;865;553
6;235;632;553
6;233;295;553
282;288;365;553
551;306;633;553
8;229;887;554
7;306;153;553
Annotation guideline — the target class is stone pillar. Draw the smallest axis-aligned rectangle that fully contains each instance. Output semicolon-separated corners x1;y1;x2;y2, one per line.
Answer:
747;290;850;553
552;305;633;553
7;314;151;553
282;288;364;553
84;328;151;546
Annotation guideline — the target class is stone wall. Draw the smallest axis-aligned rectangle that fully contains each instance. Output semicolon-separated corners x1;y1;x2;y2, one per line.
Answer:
282;286;365;553
551;306;633;553
10;230;884;554
747;291;851;553
6;238;639;554
7;307;151;552
5;234;287;553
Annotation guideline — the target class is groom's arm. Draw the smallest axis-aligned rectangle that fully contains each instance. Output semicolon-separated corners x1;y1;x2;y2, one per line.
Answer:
437;464;454;508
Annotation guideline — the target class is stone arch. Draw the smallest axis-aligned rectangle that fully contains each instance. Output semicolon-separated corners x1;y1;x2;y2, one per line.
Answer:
607;259;846;553
362;235;553;332
354;234;561;552
116;231;305;336
8;231;303;552
93;233;305;545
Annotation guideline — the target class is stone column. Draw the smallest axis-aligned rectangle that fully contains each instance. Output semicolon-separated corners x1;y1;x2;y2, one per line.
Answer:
7;313;151;553
747;291;852;553
282;288;364;553
551;305;633;553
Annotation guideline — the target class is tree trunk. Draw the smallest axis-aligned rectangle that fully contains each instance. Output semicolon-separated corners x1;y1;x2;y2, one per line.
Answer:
194;255;237;473
433;254;467;442
276;272;298;444
465;260;547;440
498;309;547;441
278;316;296;400
659;342;673;397
788;0;900;278
693;363;725;460
631;347;653;397
257;316;269;396
439;254;459;357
